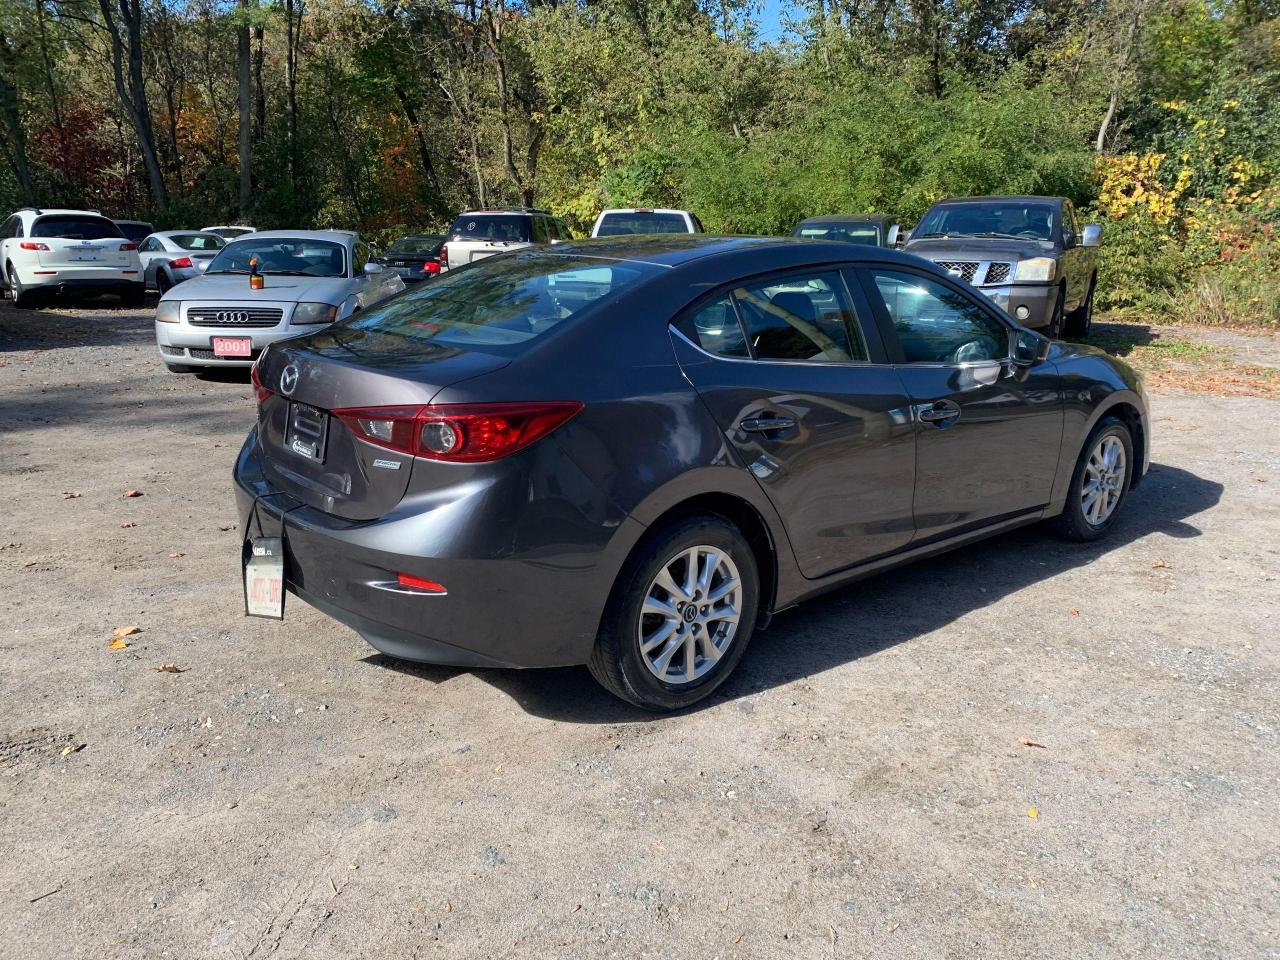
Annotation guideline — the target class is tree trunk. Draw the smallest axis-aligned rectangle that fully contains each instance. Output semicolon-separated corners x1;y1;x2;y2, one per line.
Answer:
0;44;37;206
286;0;300;189
34;0;63;133
394;85;443;202
238;0;253;218
97;0;168;210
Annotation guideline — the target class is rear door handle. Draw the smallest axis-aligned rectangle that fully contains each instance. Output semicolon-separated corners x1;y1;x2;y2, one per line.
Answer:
740;416;796;434
916;401;962;426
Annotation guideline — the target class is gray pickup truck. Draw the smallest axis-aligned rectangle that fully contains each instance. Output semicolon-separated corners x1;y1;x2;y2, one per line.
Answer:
903;196;1101;338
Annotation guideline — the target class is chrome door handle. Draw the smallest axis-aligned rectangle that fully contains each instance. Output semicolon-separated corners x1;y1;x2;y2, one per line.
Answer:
916;401;962;425
740;416;796;433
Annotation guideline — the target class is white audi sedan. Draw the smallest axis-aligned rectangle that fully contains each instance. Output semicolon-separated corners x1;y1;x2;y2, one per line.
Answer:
155;230;403;372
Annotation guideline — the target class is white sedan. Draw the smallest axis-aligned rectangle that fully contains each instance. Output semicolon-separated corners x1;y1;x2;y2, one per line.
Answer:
155;230;404;372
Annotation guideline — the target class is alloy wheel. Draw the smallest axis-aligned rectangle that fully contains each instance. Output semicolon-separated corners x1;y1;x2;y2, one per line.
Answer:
638;545;742;685
1081;434;1126;525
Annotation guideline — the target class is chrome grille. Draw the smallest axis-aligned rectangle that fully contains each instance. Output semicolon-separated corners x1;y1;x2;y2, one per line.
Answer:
936;261;979;283
984;262;1012;284
187;306;282;328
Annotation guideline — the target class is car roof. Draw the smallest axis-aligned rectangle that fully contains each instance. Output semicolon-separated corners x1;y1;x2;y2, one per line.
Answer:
20;208;110;218
934;196;1063;206
228;229;354;244
797;214;890;226
153;229;221;238
598;208;691;215
114;219;154;226
517;234;926;269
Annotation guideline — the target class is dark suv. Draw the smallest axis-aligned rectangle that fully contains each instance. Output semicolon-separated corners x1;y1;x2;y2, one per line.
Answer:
903;196;1101;338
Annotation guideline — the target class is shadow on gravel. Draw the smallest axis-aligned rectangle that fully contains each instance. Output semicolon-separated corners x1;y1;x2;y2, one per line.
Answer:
0;299;156;352
371;462;1223;723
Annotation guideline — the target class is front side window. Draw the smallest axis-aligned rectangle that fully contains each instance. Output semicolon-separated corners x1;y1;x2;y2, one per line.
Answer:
205;237;347;278
732;272;865;363
31;216;123;240
341;252;659;356
866;270;1008;364
353;242;370;275
448;215;531;244
914;202;1058;243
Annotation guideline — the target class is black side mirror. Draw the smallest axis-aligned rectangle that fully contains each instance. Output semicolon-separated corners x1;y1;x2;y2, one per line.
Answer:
1011;328;1051;366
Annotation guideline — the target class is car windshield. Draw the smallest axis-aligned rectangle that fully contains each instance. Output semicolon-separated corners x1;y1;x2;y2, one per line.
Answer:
171;233;226;251
205;237;346;277
796;223;881;245
595;212;689;236
387;236;443;256
448;215;531;244
914;202;1057;241
32;216;124;240
342;252;659;356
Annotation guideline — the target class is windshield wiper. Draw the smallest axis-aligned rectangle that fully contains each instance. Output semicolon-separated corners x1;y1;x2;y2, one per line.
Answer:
968;232;1027;240
915;231;973;239
206;269;247;275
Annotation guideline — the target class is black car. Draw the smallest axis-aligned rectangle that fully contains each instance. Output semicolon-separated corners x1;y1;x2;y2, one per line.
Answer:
236;236;1149;711
380;233;447;281
793;214;901;247
903;196;1102;339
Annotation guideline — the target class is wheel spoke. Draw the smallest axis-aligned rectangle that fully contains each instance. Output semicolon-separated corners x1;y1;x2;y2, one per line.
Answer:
684;634;696;679
655;566;691;602
697;632;723;663
707;603;740;625
651;633;683;676
707;576;739;604
682;548;700;598
640;618;678;653
642;595;680;620
697;551;717;594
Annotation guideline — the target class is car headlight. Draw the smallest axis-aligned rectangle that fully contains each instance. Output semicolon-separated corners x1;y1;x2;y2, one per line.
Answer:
292;302;339;325
1015;257;1057;282
156;300;181;323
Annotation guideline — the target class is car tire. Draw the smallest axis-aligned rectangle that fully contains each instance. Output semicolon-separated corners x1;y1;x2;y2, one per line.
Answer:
1044;285;1066;339
156;271;171;296
1064;276;1095;339
1052;416;1134;542
588;515;760;711
7;264;35;308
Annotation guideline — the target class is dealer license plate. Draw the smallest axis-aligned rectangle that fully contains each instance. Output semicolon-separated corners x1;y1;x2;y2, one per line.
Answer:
213;336;252;358
244;537;285;619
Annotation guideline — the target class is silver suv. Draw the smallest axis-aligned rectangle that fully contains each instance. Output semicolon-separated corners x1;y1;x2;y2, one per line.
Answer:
442;208;570;268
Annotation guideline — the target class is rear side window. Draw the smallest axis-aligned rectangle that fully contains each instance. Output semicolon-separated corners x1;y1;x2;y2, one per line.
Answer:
32;216;123;240
448;215;531;244
343;252;659;356
596;212;690;236
733;273;865;362
684;296;749;358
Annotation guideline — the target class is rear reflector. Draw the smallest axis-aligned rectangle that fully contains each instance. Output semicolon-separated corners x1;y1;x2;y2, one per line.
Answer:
396;573;447;594
333;401;583;463
19;242;50;251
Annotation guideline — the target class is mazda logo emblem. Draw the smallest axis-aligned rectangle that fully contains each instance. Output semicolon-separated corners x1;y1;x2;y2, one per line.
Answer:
217;310;250;324
279;364;299;396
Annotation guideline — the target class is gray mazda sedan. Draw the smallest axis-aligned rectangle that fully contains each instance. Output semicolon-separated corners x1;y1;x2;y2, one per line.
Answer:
235;236;1149;711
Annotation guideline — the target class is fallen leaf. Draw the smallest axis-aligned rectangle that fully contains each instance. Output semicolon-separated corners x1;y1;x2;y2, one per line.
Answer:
60;744;84;757
570;903;581;913
120;521;137;529
1027;807;1040;819
731;933;744;945
24;560;37;567
1069;609;1080;616
888;923;900;934
112;625;142;638
155;664;187;674
1018;737;1046;749
442;900;452;913
168;552;185;559
62;492;80;500
108;637;129;651
122;490;143;498
1152;559;1170;569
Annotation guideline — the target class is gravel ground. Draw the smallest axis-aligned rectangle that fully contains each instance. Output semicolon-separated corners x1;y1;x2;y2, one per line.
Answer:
1;301;1277;960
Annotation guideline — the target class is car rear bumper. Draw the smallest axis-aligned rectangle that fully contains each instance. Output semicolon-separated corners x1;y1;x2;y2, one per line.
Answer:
18;270;142;295
980;284;1058;329
232;427;640;669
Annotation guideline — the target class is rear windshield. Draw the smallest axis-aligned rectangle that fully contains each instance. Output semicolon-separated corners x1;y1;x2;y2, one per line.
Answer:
116;222;154;242
796;223;881;245
208;227;253;239
205;237;346;277
387;236;444;256
448;215;531;244
32;216;124;240
596;212;689;236
343;252;659;356
172;233;226;251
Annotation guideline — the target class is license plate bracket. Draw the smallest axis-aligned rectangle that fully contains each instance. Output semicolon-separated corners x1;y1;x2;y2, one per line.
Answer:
243;537;285;619
212;336;252;358
285;402;328;462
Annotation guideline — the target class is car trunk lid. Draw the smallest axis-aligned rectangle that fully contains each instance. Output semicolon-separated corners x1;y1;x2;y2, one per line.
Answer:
254;328;510;521
37;236;134;269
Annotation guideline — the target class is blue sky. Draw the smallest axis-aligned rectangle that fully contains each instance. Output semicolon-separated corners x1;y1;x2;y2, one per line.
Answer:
756;0;797;43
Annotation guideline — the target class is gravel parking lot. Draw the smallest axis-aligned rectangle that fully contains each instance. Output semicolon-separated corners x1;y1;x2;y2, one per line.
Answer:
1;300;1277;959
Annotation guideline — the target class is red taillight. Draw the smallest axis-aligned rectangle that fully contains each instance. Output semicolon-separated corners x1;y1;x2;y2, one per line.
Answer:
170;256;193;269
333;401;583;463
120;242;138;251
396;573;447;594
19;241;50;251
250;364;272;403
422;261;441;275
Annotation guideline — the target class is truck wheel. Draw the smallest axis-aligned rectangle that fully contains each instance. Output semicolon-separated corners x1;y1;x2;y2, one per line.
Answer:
1044;286;1066;339
1064;277;1095;340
